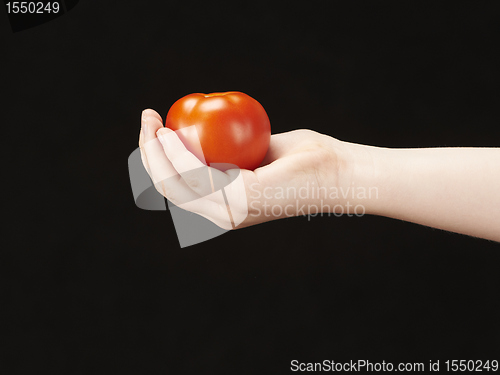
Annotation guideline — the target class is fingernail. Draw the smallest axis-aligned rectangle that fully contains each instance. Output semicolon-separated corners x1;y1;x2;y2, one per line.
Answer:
157;129;169;146
142;113;149;137
158;133;165;147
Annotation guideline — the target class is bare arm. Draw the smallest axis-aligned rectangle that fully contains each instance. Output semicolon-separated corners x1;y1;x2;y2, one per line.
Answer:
139;108;500;241
343;143;500;242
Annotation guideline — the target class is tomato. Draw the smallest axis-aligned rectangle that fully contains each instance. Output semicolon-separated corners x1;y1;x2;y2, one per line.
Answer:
165;92;271;171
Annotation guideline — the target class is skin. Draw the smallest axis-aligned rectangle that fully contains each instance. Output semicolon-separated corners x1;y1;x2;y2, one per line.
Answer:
139;108;500;242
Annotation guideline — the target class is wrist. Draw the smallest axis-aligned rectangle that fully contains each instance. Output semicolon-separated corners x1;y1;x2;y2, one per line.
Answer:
327;138;389;216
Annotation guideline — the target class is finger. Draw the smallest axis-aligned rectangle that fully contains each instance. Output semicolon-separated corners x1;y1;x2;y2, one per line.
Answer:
143;108;163;127
139;129;151;175
139;145;150;175
139;109;163;149
142;122;201;206
156;127;233;200
144;141;201;205
142;109;165;144
138;109;233;227
153;125;239;229
139;109;164;174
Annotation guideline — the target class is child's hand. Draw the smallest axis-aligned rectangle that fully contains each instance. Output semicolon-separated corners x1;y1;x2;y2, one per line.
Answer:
138;109;353;229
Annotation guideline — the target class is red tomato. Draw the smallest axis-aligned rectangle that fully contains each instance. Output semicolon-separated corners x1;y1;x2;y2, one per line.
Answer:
165;92;271;171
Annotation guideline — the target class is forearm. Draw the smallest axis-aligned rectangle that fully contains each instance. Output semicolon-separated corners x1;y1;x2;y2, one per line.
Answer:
343;142;500;242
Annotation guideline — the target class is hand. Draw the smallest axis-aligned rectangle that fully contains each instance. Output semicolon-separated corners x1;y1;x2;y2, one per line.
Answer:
138;109;353;229
138;109;500;241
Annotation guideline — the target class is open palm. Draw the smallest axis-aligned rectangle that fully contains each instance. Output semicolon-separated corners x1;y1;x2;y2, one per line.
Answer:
139;109;346;229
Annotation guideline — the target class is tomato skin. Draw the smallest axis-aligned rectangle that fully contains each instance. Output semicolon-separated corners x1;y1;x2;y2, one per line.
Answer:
165;92;271;171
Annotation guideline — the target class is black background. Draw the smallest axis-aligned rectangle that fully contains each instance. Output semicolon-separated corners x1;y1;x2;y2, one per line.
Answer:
2;1;500;374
